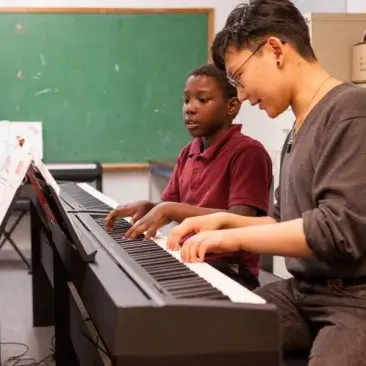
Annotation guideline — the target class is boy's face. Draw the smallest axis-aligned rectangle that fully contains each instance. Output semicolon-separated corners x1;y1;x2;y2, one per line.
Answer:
183;75;235;138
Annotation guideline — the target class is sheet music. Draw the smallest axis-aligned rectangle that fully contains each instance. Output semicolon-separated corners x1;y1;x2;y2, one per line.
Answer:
0;137;32;224
0;120;43;159
10;121;43;159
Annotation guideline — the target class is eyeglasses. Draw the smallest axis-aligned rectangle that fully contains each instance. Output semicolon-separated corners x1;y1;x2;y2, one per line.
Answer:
227;40;286;89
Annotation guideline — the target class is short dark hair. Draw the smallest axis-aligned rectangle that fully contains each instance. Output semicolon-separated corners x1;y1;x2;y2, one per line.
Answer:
212;0;317;70
188;63;237;99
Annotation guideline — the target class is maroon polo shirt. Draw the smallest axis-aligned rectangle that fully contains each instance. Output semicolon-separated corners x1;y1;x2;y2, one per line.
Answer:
161;124;272;275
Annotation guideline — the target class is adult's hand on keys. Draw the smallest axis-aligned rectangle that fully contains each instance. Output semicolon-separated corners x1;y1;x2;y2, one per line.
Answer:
167;212;229;250
105;200;155;232
124;203;172;240
180;230;240;263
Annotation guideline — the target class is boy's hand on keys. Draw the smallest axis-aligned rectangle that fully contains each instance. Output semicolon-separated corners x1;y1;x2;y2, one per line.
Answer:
105;200;155;232
124;203;171;240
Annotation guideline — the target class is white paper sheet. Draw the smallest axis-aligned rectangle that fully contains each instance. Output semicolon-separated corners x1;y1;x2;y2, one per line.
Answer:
0;121;43;159
0;138;32;225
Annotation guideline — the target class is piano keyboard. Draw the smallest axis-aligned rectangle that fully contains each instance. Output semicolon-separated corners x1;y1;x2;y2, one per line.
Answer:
65;183;266;305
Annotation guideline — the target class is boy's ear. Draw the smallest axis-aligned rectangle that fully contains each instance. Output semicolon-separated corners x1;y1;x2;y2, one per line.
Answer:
227;97;241;117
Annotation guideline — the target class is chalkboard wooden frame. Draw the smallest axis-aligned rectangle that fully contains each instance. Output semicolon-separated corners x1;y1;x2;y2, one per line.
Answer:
0;7;214;171
0;7;215;64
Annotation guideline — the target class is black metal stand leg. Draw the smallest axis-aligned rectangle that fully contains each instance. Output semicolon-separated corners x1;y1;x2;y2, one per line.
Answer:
8;236;31;270
53;251;79;366
31;203;54;327
0;213;24;246
0;211;31;270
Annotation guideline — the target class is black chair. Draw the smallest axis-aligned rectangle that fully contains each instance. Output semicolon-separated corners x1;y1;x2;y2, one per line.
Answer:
284;352;309;366
47;161;103;191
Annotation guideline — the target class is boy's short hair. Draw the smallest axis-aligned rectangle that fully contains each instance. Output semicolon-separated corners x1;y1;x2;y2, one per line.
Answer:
188;63;237;99
212;0;317;70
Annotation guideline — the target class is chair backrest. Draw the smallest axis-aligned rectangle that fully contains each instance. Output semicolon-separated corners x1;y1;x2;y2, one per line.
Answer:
258;269;283;286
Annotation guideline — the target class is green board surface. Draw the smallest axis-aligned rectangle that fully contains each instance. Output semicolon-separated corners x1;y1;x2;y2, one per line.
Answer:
0;11;209;162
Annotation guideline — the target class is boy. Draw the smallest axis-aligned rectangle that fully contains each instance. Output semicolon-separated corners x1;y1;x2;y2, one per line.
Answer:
106;64;272;290
168;1;366;365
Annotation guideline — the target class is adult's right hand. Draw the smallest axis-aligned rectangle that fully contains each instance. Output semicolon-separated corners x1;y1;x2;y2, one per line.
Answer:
105;200;155;232
166;212;229;250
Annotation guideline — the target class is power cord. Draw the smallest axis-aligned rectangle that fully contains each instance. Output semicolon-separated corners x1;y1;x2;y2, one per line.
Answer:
79;318;109;357
2;319;109;365
1;335;55;366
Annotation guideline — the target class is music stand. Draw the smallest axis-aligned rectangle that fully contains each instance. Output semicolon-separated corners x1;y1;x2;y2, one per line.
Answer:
0;186;25;253
27;163;97;263
0;140;32;269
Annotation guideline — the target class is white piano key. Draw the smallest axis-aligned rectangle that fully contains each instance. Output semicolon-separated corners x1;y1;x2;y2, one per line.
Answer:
77;183;266;305
153;236;266;304
78;182;118;209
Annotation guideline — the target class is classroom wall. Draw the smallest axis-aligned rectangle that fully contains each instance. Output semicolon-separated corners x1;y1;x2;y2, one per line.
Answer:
295;0;347;13
347;0;366;12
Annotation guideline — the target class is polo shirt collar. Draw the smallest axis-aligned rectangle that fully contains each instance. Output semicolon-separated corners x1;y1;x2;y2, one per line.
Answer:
188;124;242;160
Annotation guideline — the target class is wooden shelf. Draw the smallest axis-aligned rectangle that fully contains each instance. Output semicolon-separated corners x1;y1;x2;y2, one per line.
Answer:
102;163;149;172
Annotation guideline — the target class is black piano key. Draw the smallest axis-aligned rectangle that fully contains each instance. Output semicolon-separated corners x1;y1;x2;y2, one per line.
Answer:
117;240;153;248
149;268;196;279
143;263;191;273
159;277;206;288
146;263;193;273
124;249;164;257
122;246;162;254
61;183;231;302
165;278;210;286
172;288;224;298
129;252;170;261
165;282;213;292
180;292;229;300
152;273;198;282
112;235;145;243
150;267;196;276
138;258;177;267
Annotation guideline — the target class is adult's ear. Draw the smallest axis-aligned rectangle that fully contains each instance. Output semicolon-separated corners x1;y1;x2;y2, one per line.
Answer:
267;36;286;68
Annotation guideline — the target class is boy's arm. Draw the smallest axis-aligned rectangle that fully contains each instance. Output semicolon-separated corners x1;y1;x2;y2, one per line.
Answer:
123;202;257;240
126;144;273;239
165;143;274;223
160;155;184;203
229;145;273;215
164;203;257;223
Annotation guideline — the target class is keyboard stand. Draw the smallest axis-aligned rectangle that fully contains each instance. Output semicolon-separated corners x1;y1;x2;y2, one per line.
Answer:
0;198;32;272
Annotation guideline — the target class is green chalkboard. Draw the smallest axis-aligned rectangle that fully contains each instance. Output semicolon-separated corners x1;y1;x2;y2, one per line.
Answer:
0;9;211;163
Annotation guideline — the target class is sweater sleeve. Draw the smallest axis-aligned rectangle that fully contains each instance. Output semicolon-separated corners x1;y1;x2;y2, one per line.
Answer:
303;117;366;263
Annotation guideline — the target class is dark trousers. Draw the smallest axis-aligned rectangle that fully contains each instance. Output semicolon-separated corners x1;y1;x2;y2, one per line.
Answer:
255;277;366;366
209;260;260;291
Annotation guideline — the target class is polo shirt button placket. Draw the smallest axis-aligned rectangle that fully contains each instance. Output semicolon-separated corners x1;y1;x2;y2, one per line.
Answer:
190;161;201;191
